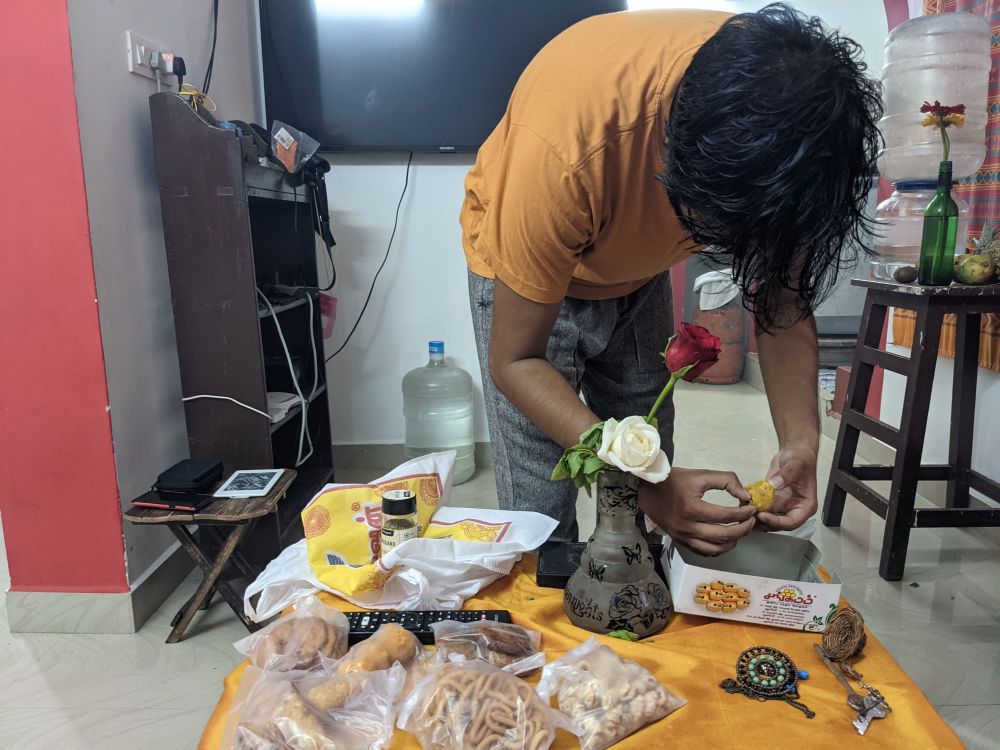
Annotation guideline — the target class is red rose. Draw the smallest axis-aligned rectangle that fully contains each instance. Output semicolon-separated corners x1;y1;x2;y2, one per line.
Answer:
664;322;722;381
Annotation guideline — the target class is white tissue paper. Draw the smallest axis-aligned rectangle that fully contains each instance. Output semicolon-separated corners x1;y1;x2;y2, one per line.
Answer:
693;270;740;310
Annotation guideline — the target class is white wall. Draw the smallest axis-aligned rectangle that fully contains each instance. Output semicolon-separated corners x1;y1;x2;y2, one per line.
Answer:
323;154;489;445
630;1;887;71
321;1;888;447
67;0;260;583
881;313;1000;488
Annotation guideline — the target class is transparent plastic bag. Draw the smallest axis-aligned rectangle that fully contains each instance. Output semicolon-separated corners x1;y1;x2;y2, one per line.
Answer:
336;622;422;673
223;663;405;750
315;623;430;708
398;660;566;750
537;637;686;750
270;121;320;174
234;596;349;672
296;664;406;749
432;619;545;676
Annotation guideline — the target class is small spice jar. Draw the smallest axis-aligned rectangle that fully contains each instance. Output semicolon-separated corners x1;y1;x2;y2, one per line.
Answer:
380;489;419;558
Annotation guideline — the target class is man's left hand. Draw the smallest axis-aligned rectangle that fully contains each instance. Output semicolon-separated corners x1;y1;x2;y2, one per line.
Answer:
756;445;818;531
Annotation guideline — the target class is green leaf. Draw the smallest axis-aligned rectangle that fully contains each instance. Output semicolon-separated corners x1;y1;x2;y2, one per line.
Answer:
607;629;640;642
579;422;604;449
583;455;607;475
567;450;585;477
551;451;572;481
675;363;696;379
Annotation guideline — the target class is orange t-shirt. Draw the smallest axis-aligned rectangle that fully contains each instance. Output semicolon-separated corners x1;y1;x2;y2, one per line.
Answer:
460;10;729;303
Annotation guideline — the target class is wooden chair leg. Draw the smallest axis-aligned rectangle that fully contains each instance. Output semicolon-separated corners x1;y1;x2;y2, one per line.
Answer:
823;297;887;528
880;302;943;581
946;312;980;509
166;524;253;643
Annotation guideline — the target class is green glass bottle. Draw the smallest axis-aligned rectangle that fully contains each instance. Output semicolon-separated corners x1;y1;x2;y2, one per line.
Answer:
917;161;959;286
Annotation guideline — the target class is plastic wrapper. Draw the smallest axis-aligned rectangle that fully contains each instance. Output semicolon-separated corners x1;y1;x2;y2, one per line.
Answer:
337;622;422;673
537;638;686;750
315;623;430;708
398;661;566;750
432;619;545;676
223;662;405;750
234;597;348;672
270;121;320;174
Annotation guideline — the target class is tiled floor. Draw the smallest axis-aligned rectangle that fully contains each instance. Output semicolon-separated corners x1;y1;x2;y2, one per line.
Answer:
2;381;998;748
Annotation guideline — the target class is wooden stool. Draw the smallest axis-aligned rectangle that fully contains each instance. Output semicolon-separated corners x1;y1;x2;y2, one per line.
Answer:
823;279;1000;581
124;469;296;642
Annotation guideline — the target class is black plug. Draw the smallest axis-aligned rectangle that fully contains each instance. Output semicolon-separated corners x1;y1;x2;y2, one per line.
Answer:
172;56;187;88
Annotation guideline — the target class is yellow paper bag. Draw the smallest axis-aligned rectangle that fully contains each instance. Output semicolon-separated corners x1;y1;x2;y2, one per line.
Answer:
302;472;444;598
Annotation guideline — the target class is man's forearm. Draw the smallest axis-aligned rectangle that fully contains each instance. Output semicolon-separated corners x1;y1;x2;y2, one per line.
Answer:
491;358;599;449
756;313;820;453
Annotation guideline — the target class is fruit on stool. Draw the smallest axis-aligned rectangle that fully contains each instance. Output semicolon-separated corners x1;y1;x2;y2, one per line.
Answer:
745;479;775;511
893;265;918;283
954;253;995;285
974;225;1000;274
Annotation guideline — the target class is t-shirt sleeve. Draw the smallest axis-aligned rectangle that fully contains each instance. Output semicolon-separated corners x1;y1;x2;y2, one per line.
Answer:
479;125;594;303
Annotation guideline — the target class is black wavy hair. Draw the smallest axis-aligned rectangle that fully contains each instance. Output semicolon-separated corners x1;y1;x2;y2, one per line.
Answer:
659;3;882;330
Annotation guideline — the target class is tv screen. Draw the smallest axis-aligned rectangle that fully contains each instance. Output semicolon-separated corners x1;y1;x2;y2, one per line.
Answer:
259;0;627;152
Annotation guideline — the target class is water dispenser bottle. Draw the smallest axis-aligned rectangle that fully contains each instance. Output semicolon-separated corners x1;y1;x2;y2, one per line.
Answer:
878;13;990;182
402;341;476;484
872;180;970;280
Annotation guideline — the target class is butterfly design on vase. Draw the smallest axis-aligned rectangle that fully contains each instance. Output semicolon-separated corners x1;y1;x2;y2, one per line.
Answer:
621;543;642;565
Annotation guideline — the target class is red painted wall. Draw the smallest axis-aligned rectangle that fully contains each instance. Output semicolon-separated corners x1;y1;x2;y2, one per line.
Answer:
0;1;127;593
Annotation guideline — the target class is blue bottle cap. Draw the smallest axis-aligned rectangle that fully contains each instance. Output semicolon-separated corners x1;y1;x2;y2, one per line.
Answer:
894;180;937;191
429;340;445;355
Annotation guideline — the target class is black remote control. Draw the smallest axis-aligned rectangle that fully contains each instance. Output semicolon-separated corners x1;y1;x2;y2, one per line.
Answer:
346;609;512;645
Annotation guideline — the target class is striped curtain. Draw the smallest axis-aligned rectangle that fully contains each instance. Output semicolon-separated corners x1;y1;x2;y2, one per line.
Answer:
892;0;1000;371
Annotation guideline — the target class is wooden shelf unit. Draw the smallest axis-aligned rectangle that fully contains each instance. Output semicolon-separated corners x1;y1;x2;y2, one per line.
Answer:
149;93;333;566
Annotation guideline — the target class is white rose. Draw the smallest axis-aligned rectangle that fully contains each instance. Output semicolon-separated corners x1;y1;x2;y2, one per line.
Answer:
596;416;671;483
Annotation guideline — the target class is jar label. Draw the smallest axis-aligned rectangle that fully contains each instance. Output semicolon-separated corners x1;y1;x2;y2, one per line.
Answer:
380;525;419;556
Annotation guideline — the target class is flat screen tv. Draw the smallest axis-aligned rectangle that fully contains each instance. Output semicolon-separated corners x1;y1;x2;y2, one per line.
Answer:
259;0;627;152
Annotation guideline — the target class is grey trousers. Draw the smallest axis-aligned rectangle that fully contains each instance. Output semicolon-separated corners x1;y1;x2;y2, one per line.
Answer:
469;271;675;541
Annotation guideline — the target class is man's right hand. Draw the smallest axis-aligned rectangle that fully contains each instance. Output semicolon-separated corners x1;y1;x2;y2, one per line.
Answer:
639;467;757;556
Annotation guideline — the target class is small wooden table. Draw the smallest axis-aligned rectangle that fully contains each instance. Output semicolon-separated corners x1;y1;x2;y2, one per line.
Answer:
823;280;1000;580
124;469;297;642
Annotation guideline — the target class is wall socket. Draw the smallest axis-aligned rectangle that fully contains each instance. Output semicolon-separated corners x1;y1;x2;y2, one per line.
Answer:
126;30;169;81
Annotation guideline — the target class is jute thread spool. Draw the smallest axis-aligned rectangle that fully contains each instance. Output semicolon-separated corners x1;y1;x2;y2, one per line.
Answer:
821;605;867;680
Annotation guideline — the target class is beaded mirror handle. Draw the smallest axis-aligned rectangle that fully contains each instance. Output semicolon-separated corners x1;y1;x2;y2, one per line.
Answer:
720;646;816;718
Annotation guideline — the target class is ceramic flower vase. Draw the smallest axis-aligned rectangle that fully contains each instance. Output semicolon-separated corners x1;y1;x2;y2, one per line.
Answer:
563;470;672;637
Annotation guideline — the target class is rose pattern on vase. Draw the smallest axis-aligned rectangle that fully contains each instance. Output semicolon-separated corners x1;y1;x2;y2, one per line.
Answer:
564;470;672;637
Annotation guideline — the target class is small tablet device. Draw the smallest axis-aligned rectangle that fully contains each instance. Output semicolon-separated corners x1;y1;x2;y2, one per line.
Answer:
213;469;284;498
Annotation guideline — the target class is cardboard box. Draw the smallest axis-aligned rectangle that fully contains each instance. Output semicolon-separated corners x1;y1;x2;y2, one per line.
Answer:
662;531;841;632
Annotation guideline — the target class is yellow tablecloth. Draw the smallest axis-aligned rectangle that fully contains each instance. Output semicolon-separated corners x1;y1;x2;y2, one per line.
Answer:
199;557;962;749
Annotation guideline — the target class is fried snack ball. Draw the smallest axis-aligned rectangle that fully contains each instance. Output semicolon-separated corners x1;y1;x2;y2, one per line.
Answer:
745;479;775;512
337;623;420;674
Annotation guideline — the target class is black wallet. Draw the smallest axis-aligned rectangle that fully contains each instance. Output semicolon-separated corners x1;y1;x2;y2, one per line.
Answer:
154;458;224;493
